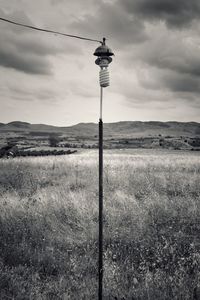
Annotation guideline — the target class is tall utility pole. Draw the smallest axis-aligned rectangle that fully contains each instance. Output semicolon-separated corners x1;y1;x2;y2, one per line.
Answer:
94;38;114;300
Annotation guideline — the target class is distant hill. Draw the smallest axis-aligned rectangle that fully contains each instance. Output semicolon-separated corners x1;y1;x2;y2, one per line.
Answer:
1;121;200;151
102;121;200;138
0;120;199;138
0;121;200;137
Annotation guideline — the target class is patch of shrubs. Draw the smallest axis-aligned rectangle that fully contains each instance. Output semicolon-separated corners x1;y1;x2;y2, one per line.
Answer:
0;148;77;158
17;149;77;157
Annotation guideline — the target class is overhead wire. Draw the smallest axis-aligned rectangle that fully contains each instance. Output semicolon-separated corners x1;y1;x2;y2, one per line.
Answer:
0;16;102;44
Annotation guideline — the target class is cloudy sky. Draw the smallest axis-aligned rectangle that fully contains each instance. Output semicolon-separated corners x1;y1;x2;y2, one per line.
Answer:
0;0;200;126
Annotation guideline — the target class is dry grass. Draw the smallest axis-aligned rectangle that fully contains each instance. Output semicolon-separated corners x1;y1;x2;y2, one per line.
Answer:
0;149;200;299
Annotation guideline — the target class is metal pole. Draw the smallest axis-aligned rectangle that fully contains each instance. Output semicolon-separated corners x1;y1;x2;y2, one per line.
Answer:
94;38;113;300
100;85;103;120
99;86;103;300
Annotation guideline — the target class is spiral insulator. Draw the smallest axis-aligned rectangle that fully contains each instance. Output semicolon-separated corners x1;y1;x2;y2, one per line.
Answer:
99;68;109;87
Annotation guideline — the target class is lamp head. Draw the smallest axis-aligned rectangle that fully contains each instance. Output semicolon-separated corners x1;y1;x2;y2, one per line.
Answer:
94;37;114;68
94;38;114;57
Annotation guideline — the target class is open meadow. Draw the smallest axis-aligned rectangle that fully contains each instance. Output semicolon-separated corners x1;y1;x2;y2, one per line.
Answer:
0;149;200;299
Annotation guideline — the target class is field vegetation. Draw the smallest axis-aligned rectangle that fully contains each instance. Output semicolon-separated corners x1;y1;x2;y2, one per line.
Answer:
0;149;200;299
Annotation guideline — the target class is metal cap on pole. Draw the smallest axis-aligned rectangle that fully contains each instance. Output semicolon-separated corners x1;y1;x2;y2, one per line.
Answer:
94;37;114;300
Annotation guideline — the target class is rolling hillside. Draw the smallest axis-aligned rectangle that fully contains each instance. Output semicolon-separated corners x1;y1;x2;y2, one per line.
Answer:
0;121;200;152
0;121;199;138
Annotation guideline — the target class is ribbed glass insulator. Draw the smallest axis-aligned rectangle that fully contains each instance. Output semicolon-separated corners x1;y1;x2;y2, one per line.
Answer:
99;68;109;87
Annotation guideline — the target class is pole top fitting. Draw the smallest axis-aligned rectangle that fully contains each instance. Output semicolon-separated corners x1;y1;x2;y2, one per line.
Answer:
93;38;114;57
94;37;114;68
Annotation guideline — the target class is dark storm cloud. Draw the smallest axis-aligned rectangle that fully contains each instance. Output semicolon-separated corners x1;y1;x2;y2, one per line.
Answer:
161;72;200;93
0;10;52;74
0;9;80;75
136;66;200;98
136;65;200;98
150;54;200;78
0;48;51;75
121;25;200;96
8;85;59;103
134;34;200;78
121;0;200;28
70;1;147;47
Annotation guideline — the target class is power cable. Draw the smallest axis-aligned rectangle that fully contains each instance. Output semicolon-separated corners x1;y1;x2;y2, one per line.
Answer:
0;16;102;44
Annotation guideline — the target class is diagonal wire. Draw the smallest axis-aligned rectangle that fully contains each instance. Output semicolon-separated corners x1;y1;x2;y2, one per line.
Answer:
0;16;102;44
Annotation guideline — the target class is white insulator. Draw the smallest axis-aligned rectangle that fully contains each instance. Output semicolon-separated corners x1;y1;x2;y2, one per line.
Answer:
99;68;109;87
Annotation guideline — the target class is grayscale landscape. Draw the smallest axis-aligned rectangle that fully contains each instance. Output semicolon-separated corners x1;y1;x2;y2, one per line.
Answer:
1;0;200;299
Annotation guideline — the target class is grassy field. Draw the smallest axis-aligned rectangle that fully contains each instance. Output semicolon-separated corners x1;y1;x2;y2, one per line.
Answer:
0;149;200;299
